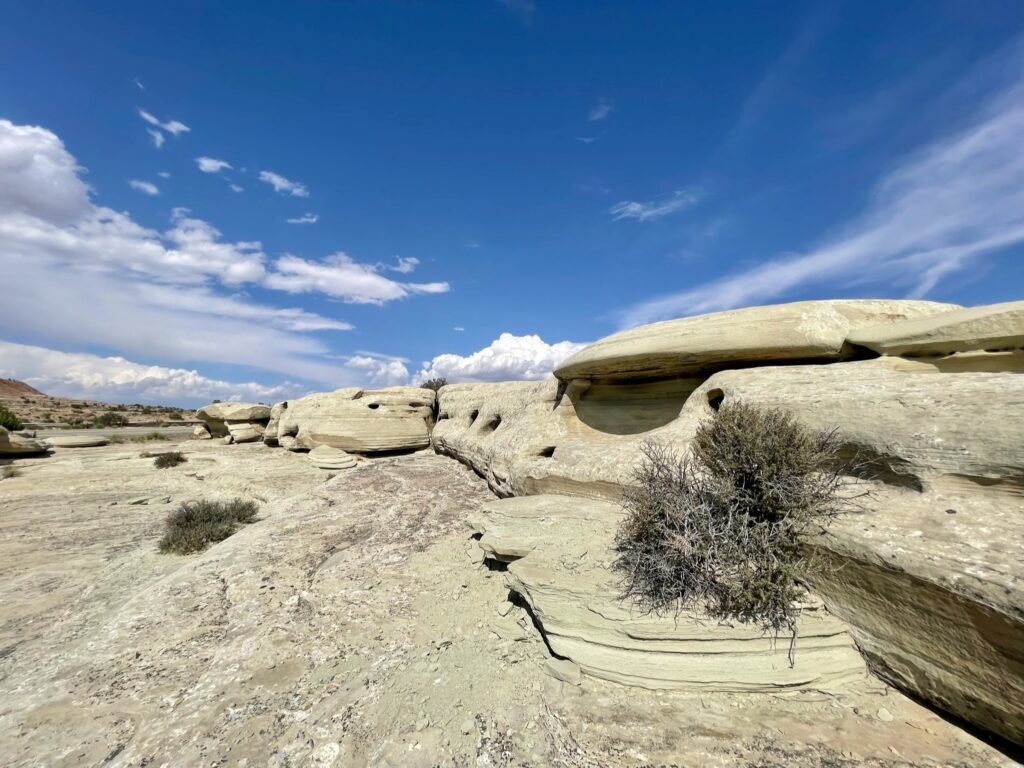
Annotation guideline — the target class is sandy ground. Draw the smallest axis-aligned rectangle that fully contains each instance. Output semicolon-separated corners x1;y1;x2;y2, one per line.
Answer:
0;438;1016;767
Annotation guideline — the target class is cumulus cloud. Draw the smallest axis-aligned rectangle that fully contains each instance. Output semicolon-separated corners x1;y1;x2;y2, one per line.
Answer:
128;179;159;195
343;355;411;387
259;170;309;197
138;109;190;136
619;77;1024;327
609;189;701;222
286;212;318;224
417;333;587;383
195;156;233;173
587;97;614;122
0;340;307;406
266;252;449;304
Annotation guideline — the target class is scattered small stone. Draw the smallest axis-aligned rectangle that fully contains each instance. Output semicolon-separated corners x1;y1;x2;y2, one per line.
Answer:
877;707;895;722
460;719;474;735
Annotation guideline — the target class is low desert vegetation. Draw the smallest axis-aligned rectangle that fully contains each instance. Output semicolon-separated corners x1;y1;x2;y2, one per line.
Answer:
158;498;259;554
0;404;24;431
153;451;187;469
613;401;851;650
420;377;448;392
93;411;129;428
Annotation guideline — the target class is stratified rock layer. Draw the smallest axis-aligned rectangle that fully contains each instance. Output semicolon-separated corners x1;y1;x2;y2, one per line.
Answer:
274;387;435;453
0;426;48;455
469;494;867;692
306;445;357;470
45;435;111;448
554;299;959;382
197;402;271;439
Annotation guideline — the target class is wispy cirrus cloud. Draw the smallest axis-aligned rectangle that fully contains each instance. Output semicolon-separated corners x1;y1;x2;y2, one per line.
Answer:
128;179;159;196
195;156;233;173
138;109;190;136
587;97;614;122
147;129;165;148
259;170;309;197
286;213;318;225
618;77;1024;327
265;252;448;304
609;189;701;222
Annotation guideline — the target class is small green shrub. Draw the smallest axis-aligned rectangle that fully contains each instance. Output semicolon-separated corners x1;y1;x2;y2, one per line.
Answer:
154;451;186;469
419;378;447;393
131;431;168;443
613;401;850;648
94;411;129;428
0;404;24;431
158;499;259;554
108;434;126;444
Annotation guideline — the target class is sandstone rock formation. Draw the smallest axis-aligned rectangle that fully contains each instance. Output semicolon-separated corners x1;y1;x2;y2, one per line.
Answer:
435;298;1024;747
554;299;959;381
0;425;48;455
470;494;867;691
272;386;435;453
193;424;212;439
306;445;357;470
44;435;111;448
196;402;271;440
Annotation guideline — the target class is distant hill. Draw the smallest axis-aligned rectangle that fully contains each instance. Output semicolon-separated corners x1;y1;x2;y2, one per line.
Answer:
0;378;45;398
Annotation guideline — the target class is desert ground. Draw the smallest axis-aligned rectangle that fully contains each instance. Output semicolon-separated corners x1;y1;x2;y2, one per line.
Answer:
0;434;1014;767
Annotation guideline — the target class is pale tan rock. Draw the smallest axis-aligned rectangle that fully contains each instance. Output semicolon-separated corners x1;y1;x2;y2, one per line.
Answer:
306;445;357;470
276;386;435;453
196;402;271;422
193;424;212;440
226;421;264;444
0;425;48;455
847;300;1024;360
263;401;286;445
470;494;867;692
45;435;110;448
221;435;233;445
555;299;959;381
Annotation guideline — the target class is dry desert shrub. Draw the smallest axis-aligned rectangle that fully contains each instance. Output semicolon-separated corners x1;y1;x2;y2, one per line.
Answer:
158;498;258;554
153;451;187;469
613;401;851;645
0;404;24;431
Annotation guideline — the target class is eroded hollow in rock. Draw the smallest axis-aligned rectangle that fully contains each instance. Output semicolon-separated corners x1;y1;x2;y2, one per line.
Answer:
537;446;556;458
706;388;725;411
568;378;703;435
480;415;502;433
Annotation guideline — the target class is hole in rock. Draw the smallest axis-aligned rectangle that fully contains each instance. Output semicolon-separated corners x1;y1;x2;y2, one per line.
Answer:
367;403;380;410
706;388;725;411
437;412;450;421
468;409;479;425
481;415;502;433
537;446;556;458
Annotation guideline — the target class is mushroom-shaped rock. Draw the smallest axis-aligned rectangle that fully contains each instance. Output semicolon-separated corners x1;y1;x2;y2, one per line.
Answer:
555;299;959;382
306;445;357;470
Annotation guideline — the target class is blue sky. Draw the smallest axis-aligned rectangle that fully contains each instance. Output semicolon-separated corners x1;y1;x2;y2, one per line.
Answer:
2;1;1024;405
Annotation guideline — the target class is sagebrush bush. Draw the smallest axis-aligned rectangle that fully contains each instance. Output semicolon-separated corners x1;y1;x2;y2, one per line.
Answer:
153;451;186;469
419;377;447;392
614;401;850;646
158;499;258;554
0;404;24;431
94;411;129;428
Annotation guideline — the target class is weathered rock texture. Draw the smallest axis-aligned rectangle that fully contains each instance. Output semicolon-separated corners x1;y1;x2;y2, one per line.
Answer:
306;445;357;470
196;402;271;440
44;435;111;448
0;425;48;455
470;494;867;692
437;299;1024;747
555;299;959;381
273;387;435;453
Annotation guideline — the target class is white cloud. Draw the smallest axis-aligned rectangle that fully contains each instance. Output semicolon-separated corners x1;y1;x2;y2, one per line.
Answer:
588;97;614;122
343;355;411;387
0;340;307;406
265;252;450;304
619;79;1024;327
0;121;91;223
385;256;419;273
195;156;232;173
286;213;318;225
147;129;165;149
418;333;587;383
259;170;309;197
609;189;701;222
230;184;243;192
138;109;190;136
453;326;465;332
134;78;145;91
157;171;171;179
128;179;159;196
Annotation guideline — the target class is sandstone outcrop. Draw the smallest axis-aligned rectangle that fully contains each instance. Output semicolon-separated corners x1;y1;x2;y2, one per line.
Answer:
470;494;867;691
554;299;959;382
306;445;357;470
193;424;212;439
273;386;435;453
44;435;111;448
196;402;271;440
0;425;48;455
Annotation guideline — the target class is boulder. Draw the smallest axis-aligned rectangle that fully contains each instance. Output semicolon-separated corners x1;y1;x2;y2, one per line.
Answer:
276;387;435;453
0;425;48;455
45;435;110;448
847;300;1024;363
263;401;286;446
555;299;959;382
226;422;264;444
196;402;271;439
469;494;867;692
193;424;212;440
306;445;357;470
